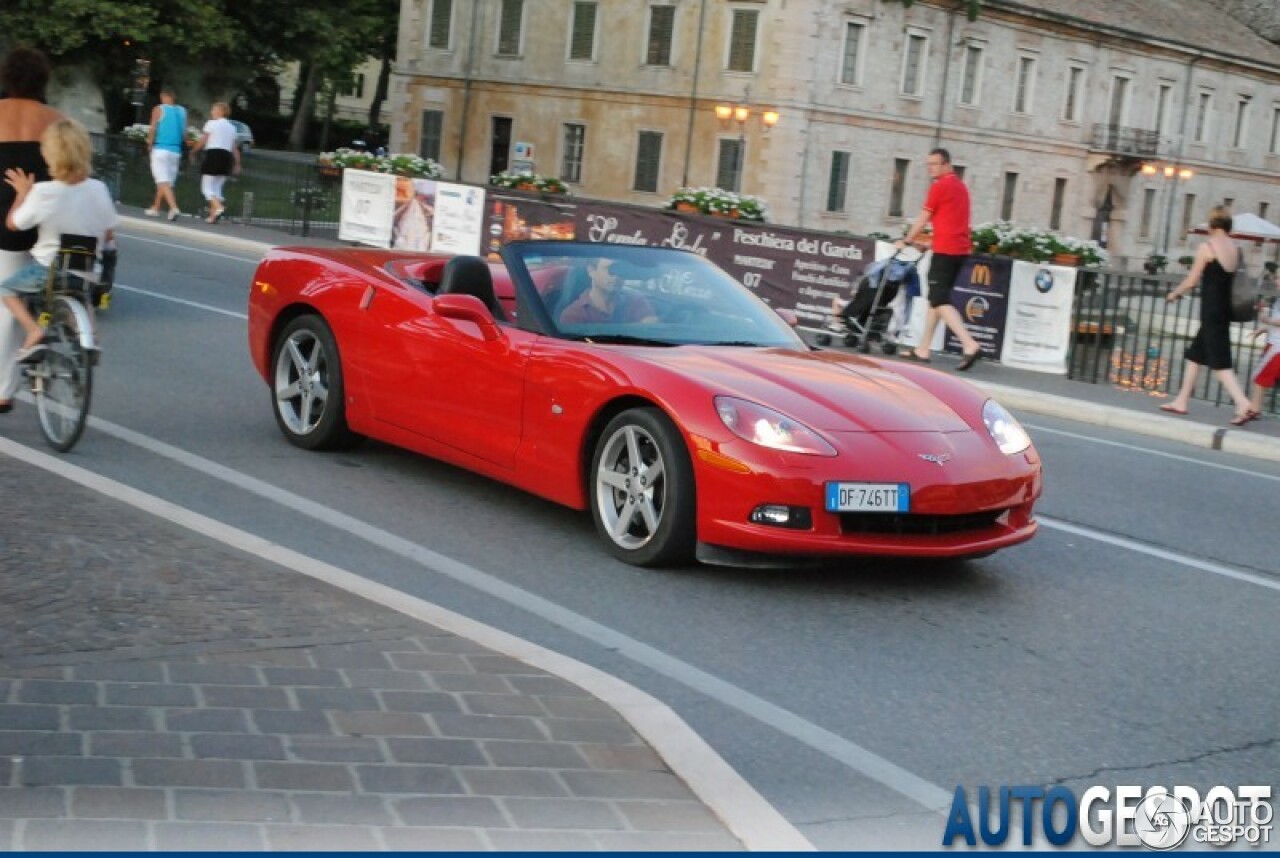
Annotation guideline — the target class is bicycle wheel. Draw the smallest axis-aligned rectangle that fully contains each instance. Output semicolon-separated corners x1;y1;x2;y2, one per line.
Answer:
31;303;93;452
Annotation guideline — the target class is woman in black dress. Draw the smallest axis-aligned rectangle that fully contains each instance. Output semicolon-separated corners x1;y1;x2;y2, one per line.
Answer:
0;47;63;412
1161;206;1257;425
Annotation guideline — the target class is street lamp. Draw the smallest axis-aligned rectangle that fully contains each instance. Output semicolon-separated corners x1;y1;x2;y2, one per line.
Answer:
712;87;779;192
1141;161;1194;257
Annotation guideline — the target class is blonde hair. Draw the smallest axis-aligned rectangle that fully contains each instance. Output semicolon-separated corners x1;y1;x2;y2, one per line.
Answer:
1207;205;1233;232
40;119;92;183
211;101;231;118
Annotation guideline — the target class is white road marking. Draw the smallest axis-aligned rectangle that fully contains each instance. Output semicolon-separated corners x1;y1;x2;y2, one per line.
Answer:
113;283;248;319
1026;422;1280;482
118;232;262;264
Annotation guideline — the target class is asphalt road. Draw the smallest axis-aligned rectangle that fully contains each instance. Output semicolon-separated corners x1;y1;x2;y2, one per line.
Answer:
7;227;1275;850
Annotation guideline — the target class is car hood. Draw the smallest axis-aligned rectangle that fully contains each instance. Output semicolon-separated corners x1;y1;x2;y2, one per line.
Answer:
629;346;974;433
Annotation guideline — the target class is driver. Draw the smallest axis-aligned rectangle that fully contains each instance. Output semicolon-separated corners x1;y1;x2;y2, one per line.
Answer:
559;257;658;324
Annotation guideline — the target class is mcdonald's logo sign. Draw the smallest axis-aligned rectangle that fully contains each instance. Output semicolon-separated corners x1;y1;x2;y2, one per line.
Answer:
969;264;993;286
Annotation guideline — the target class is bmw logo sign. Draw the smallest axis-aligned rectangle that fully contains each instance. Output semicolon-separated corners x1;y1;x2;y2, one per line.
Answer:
1035;269;1055;293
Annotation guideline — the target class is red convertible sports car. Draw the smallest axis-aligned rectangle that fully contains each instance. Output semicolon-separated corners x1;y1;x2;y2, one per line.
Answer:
248;240;1041;567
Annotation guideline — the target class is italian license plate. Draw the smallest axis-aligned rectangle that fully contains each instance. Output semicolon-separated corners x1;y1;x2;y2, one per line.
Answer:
825;482;910;513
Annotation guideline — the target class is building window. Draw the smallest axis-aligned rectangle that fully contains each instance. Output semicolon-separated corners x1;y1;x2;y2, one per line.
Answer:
561;123;585;183
1181;193;1197;236
1001;172;1018;220
952;164;966;181
827;151;851;212
420;110;443;162
1194;92;1212;143
646;5;675;66
889;158;909;217
1261;201;1270;220
1140;187;1157;239
717;138;744;192
1223;196;1234;211
634;131;663;192
1063;66;1084;122
1013;56;1036;114
428;0;453;50
496;0;524;57
489;116;512;177
569;2;597;61
901;33;927;96
840;22;864;86
958;43;983;106
726;7;759;73
1154;83;1173;137
1271;107;1280;155
1108;74;1130;127
1050;178;1067;231
344;74;365;100
1233;96;1251;149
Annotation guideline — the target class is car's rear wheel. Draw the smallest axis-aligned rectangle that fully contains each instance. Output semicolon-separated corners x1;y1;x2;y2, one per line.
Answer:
271;315;358;450
589;408;696;567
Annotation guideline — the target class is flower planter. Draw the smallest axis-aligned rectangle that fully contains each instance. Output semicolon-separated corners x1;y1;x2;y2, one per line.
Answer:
674;202;699;213
1052;253;1081;267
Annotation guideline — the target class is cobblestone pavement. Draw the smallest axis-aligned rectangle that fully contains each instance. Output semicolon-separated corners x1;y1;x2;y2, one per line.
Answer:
0;453;744;851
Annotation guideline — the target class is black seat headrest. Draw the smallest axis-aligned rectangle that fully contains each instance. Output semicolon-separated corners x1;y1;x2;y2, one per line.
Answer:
437;255;505;321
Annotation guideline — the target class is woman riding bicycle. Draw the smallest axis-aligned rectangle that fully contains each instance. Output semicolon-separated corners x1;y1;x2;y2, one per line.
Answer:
1;118;117;362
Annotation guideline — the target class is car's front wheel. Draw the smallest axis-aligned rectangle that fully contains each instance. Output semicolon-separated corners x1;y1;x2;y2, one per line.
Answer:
589;408;696;567
271;315;358;450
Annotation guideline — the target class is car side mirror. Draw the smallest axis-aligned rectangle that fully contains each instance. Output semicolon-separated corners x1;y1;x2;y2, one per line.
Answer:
775;308;799;328
433;293;503;341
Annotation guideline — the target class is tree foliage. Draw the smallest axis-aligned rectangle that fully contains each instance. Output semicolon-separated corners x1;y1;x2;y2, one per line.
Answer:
0;0;399;142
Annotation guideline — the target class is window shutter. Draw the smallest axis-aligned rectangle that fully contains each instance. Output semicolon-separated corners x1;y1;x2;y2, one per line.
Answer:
498;0;523;56
647;6;675;66
634;131;662;192
429;0;453;49
570;3;597;60
727;10;758;72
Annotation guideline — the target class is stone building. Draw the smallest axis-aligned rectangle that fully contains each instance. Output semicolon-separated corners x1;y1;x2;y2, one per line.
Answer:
388;0;1280;267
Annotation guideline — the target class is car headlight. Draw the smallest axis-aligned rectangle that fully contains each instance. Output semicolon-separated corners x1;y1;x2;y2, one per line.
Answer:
714;396;837;456
983;399;1031;455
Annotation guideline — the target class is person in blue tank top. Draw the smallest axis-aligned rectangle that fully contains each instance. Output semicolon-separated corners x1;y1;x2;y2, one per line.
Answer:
145;87;186;220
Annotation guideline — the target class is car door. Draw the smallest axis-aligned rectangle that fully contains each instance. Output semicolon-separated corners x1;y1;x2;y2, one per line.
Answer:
358;280;530;469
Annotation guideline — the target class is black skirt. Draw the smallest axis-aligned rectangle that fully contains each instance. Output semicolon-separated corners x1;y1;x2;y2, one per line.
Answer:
200;148;234;176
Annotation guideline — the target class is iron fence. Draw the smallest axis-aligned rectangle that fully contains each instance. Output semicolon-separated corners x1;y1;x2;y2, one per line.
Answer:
1069;268;1278;413
90;132;339;238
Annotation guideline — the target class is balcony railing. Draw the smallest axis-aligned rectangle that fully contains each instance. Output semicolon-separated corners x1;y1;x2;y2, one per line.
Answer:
1089;124;1160;159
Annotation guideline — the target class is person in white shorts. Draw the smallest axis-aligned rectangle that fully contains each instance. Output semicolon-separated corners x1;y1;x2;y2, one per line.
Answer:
145;87;186;220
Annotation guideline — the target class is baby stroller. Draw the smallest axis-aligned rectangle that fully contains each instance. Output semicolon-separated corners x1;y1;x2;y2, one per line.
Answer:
816;251;921;353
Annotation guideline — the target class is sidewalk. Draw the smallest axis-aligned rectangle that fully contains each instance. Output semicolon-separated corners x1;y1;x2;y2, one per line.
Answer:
0;440;809;851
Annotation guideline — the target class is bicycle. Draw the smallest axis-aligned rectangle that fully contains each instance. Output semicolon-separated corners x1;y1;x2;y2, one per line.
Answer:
19;233;111;452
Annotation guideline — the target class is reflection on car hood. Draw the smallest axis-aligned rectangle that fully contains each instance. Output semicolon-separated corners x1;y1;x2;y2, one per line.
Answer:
629;346;972;433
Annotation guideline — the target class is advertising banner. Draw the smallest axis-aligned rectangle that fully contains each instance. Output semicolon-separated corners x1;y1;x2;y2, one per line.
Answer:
945;255;1013;358
1000;260;1078;374
338;169;396;247
391;178;435;250
430;182;486;255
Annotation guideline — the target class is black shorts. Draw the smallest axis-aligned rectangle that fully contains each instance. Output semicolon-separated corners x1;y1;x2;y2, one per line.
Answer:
200;148;234;176
927;253;967;308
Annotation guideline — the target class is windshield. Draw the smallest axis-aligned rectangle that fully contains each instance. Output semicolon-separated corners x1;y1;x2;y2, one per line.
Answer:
503;242;805;348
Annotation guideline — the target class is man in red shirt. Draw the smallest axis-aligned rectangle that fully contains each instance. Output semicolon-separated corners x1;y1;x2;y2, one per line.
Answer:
896;148;981;370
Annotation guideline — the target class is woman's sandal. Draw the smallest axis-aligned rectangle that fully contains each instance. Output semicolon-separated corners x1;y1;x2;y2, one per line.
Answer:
901;350;931;364
1229;410;1261;426
0;400;12;414
956;349;981;372
1159;404;1189;415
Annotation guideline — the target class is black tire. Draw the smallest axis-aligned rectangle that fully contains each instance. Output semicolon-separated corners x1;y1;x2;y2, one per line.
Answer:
589;407;696;567
882;342;898;355
270;315;359;450
815;333;832;346
32;308;92;453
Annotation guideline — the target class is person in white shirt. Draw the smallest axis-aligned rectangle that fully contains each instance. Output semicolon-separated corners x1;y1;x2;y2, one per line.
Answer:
188;101;240;223
0;118;118;361
1245;295;1280;421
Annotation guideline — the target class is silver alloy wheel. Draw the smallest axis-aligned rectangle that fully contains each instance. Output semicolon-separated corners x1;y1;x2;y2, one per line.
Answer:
594;423;667;550
274;328;329;436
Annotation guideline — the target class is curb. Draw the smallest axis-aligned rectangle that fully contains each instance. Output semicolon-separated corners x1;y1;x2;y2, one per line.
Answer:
975;380;1280;464
0;437;815;853
122;213;293;256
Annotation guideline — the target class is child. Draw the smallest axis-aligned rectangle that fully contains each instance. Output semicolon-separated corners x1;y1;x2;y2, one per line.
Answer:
1244;295;1280;423
1;118;118;361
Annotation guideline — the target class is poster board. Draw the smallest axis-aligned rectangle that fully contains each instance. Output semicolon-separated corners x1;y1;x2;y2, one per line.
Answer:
338;169;396;247
1000;261;1078;374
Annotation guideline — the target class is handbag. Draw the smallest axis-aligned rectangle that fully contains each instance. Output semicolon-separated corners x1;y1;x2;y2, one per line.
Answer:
1229;252;1257;323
